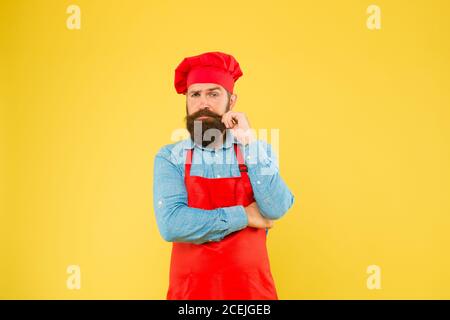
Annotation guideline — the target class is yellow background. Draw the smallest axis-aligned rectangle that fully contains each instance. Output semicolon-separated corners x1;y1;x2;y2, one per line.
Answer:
1;0;449;299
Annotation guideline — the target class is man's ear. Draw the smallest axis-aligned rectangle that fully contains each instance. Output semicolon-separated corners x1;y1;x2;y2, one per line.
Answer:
229;93;238;110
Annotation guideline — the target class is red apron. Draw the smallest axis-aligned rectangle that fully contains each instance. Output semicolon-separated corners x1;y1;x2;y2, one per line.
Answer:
166;143;278;300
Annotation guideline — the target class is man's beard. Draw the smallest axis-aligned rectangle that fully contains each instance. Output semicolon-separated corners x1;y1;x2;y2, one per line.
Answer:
185;105;230;148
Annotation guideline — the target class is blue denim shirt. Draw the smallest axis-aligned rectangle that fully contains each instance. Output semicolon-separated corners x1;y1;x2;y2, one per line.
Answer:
153;130;295;244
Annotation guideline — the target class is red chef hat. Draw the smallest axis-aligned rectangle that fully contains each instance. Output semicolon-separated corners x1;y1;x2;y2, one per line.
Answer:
174;51;243;95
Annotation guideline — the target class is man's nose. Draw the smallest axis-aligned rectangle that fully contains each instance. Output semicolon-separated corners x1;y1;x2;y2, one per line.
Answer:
198;95;211;109
199;102;211;110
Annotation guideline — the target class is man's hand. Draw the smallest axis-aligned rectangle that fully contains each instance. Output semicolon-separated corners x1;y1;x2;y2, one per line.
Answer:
244;201;274;229
221;111;256;146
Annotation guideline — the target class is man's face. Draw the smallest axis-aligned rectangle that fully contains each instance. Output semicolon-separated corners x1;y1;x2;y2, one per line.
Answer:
185;83;236;147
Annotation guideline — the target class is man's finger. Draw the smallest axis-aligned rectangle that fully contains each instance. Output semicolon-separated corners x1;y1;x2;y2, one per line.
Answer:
221;112;230;128
226;113;235;128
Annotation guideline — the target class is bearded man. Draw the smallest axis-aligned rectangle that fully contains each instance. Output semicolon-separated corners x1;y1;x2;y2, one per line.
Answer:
153;51;295;300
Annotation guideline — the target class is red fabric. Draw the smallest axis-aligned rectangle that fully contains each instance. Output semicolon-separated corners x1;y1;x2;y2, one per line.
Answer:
166;144;278;300
174;51;243;94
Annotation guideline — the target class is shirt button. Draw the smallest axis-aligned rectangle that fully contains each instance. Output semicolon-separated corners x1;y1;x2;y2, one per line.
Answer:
257;180;261;184
157;200;163;208
217;174;221;178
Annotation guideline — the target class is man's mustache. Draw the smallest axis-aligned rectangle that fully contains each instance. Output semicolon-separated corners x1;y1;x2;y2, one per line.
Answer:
185;108;229;148
186;109;223;122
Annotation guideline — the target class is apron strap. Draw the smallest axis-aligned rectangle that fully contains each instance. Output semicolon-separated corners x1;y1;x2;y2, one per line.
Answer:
185;148;193;178
234;144;248;173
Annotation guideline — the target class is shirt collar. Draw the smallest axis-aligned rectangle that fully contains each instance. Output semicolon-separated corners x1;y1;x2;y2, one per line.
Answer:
182;129;242;151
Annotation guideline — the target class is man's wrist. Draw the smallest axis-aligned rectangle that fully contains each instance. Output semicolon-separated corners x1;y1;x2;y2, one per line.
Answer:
223;205;249;232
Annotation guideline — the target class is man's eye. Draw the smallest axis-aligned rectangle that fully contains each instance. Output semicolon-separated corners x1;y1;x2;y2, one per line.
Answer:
191;93;199;97
209;92;218;97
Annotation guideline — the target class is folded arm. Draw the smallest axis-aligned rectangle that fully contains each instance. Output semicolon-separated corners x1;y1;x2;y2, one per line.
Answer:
153;147;248;244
